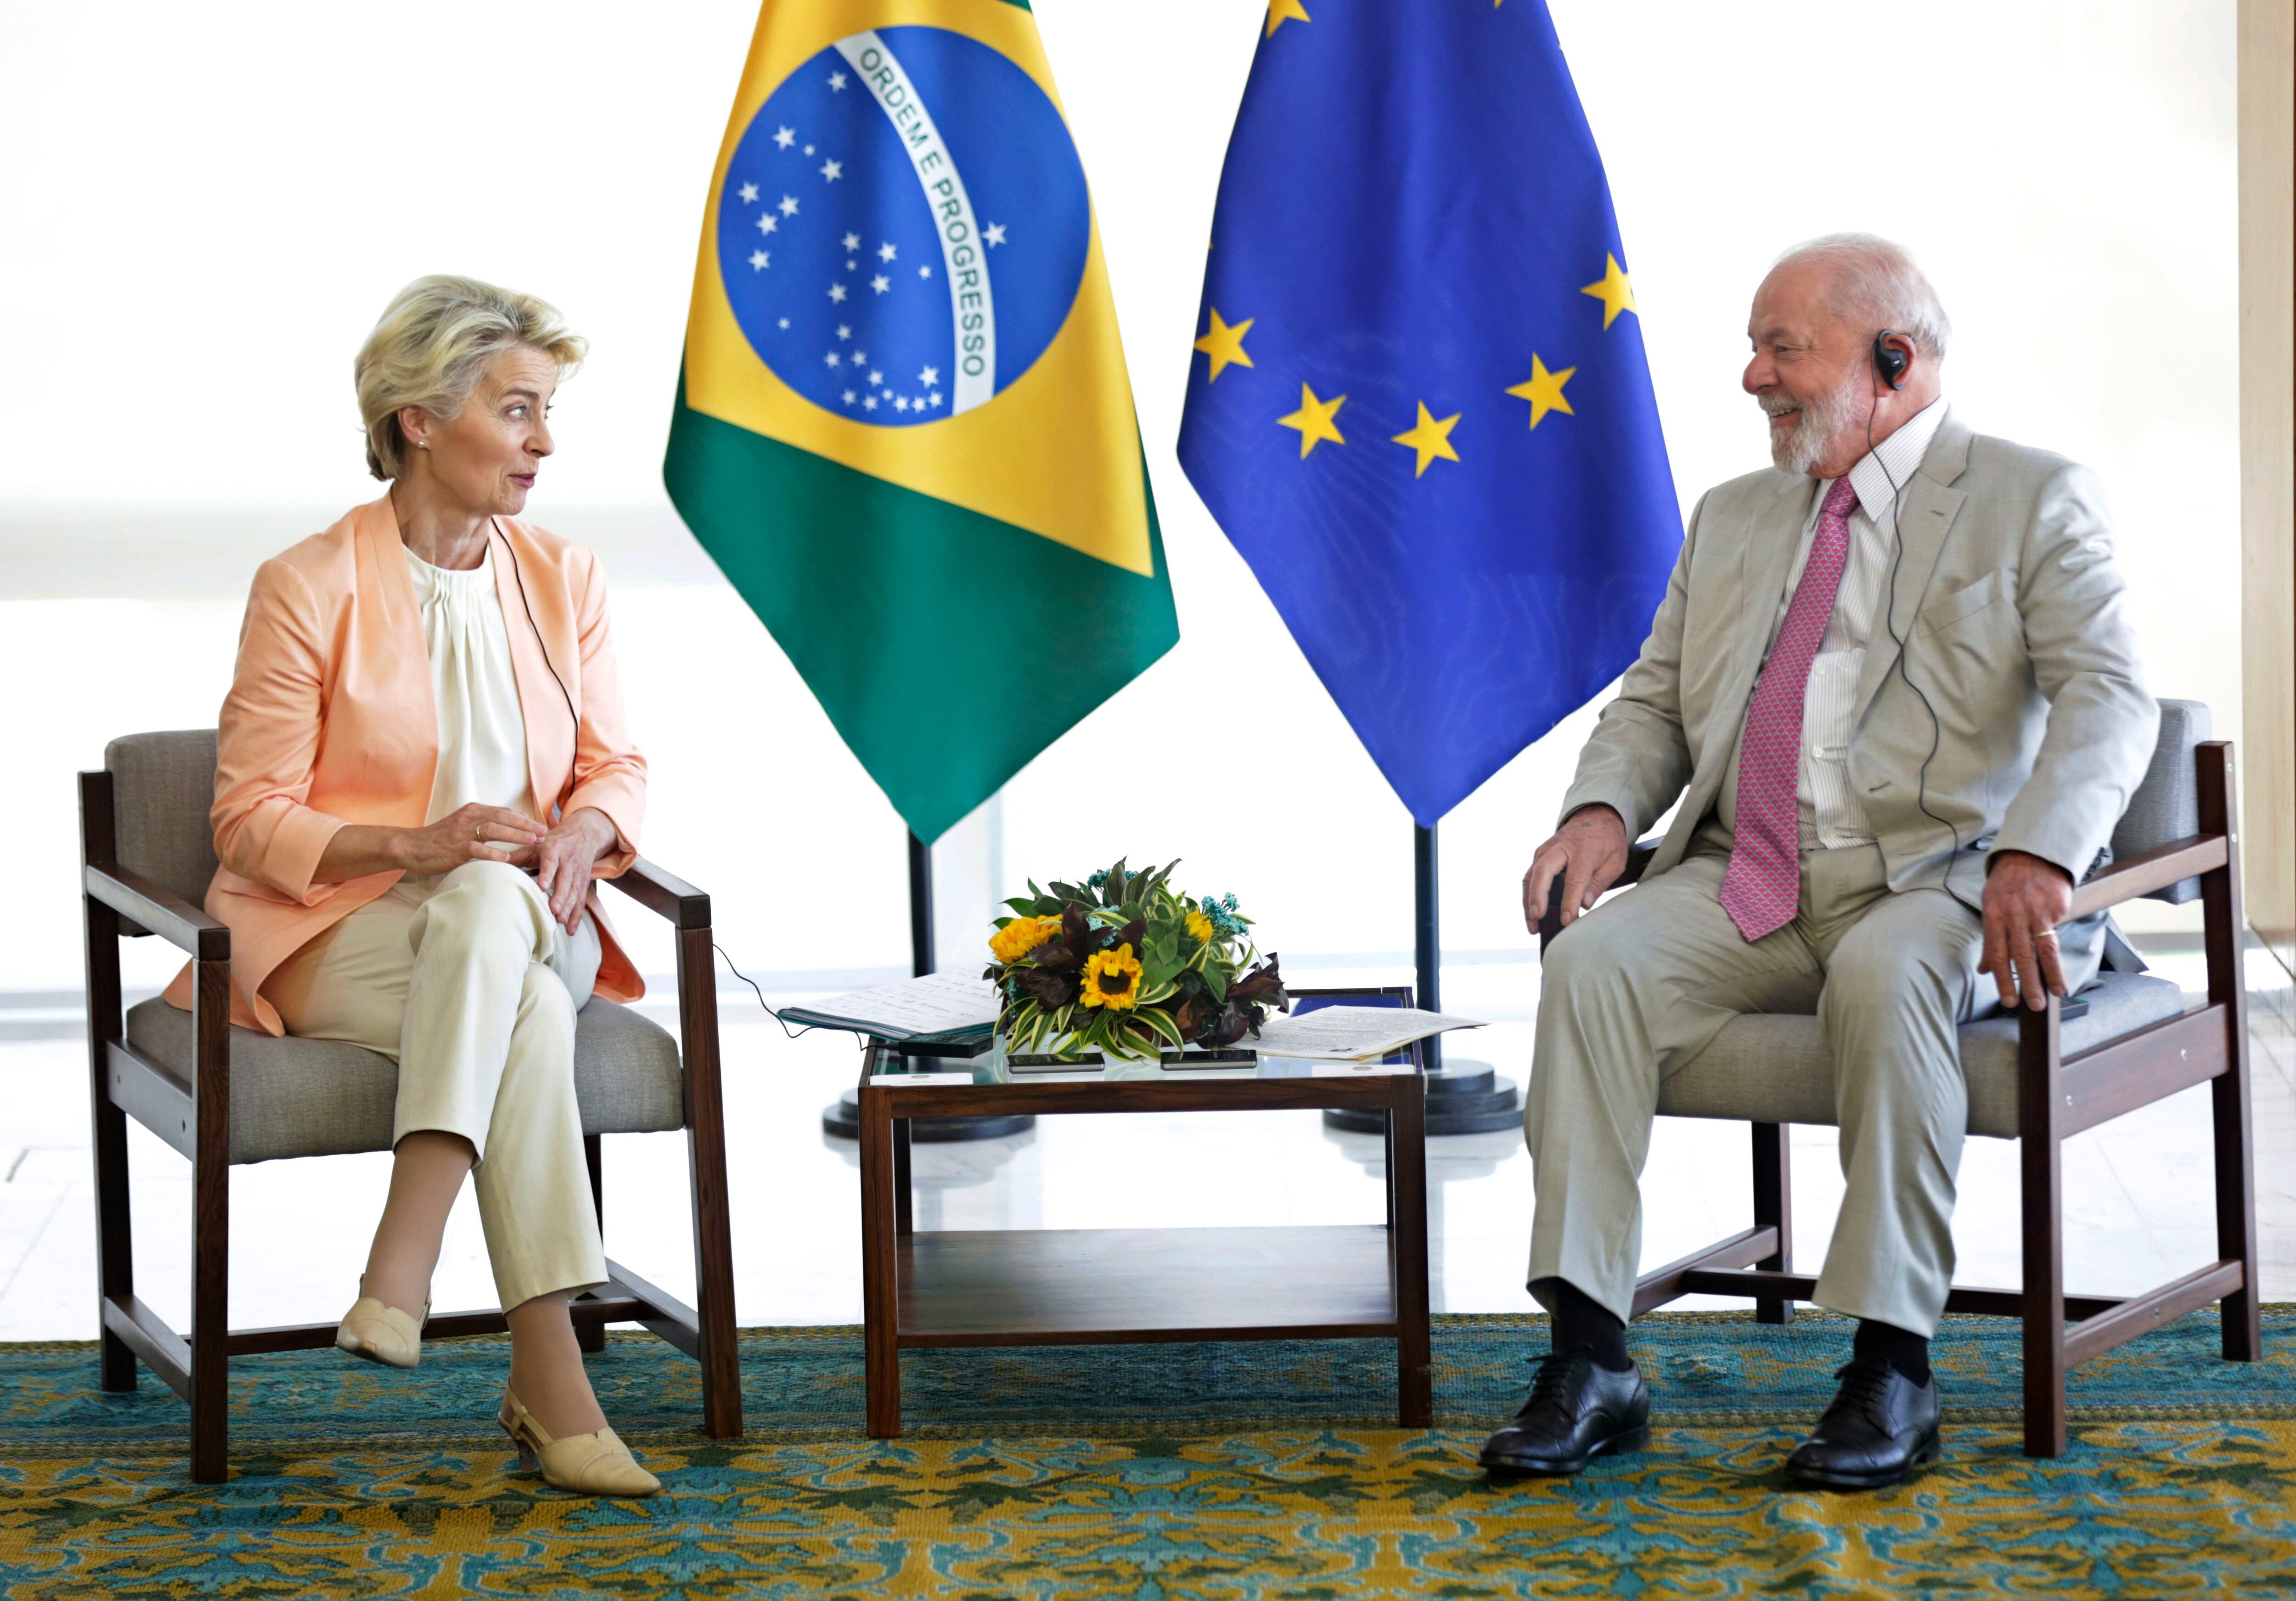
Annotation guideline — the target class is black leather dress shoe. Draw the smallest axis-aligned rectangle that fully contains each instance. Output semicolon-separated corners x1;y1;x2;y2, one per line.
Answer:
1478;1348;1649;1477
1784;1356;1943;1490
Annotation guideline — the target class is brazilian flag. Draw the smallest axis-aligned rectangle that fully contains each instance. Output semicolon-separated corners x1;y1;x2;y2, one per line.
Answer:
665;0;1177;844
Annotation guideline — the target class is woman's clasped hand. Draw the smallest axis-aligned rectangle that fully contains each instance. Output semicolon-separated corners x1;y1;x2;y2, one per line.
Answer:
391;804;616;934
397;803;547;874
529;810;622;934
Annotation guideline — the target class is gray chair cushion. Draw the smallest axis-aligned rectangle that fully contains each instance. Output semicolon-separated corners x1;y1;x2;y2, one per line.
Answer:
2110;699;2210;904
105;731;221;913
570;1002;690;1137
1655;972;2188;1139
124;996;685;1164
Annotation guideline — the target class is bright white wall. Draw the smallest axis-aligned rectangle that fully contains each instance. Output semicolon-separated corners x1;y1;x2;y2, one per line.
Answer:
0;0;2237;996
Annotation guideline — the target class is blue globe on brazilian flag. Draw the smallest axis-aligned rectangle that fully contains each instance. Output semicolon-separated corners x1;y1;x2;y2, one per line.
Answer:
667;0;1176;844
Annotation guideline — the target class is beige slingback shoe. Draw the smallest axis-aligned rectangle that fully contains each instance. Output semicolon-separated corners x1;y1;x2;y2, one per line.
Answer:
335;1278;428;1369
499;1387;661;1497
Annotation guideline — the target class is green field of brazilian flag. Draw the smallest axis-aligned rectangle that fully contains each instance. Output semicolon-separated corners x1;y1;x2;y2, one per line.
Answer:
666;0;1176;843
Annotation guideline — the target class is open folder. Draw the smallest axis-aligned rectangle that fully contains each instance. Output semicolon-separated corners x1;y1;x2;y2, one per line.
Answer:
775;972;1000;1043
1247;1006;1484;1062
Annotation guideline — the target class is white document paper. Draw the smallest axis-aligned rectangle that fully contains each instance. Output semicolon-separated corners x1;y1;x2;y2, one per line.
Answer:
779;971;999;1040
868;1071;978;1088
1247;1005;1484;1061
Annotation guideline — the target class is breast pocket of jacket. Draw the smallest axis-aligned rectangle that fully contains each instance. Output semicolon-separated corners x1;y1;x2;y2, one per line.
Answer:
1913;569;2011;637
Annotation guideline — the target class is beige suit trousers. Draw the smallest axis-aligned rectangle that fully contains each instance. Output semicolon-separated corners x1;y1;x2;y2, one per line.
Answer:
1524;844;2097;1338
268;861;605;1311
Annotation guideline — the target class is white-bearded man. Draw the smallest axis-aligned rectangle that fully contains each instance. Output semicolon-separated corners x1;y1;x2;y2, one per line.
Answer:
1478;235;2157;1490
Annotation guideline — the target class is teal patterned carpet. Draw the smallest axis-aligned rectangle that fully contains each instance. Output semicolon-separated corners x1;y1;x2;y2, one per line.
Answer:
2;1309;2291;1597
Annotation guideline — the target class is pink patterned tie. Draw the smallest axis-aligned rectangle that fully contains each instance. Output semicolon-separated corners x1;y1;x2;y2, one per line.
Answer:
1719;476;1860;942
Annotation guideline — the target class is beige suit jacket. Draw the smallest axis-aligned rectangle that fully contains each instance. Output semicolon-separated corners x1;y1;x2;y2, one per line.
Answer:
1560;412;2157;906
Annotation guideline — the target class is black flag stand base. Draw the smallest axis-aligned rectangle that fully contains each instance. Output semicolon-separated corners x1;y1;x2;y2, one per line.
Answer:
1324;821;1521;1137
822;830;1034;1143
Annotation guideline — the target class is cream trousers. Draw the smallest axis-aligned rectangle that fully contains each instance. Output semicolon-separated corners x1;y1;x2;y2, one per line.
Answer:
268;861;605;1311
1523;844;2105;1338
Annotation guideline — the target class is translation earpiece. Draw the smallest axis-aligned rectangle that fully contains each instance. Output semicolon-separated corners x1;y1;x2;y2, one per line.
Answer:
1872;329;1909;391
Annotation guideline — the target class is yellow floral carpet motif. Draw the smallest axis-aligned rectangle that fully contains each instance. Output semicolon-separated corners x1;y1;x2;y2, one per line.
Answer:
2;1310;2292;1597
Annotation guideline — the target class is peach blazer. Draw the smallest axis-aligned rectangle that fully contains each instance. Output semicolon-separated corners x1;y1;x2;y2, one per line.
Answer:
163;494;648;1034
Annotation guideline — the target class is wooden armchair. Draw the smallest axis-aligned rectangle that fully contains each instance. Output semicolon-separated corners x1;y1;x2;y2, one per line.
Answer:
81;730;743;1482
1538;701;2260;1455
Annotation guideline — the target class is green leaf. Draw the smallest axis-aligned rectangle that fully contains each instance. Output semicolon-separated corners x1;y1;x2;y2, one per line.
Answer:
1202;963;1228;1003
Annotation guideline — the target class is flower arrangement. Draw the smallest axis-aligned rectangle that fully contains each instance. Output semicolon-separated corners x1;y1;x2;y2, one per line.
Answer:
983;857;1286;1060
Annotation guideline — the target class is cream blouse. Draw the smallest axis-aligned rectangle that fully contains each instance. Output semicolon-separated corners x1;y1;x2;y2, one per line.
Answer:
405;545;534;824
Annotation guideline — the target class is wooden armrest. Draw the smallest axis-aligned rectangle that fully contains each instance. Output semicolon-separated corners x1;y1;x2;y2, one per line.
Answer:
1538;838;1663;945
2066;834;2227;920
85;863;229;961
1620;840;1660;887
607;856;711;930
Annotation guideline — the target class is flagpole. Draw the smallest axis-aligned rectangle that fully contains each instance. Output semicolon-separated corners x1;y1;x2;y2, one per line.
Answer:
908;832;934;978
1413;823;1442;1072
1328;819;1524;1139
850;827;1030;1144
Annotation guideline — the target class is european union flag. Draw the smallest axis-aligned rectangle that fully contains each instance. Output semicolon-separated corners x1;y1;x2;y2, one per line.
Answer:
1177;0;1678;826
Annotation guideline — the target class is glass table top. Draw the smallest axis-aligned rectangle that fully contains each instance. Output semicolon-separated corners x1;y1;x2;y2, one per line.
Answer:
867;1039;1419;1089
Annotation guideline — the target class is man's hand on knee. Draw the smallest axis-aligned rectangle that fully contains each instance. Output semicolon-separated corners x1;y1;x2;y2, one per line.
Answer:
1979;850;2075;1011
1523;806;1630;933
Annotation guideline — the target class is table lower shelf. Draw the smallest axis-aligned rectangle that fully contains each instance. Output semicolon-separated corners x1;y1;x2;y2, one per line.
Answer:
895;1225;1401;1347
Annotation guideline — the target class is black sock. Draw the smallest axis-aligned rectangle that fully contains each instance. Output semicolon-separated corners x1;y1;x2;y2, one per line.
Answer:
1538;1278;1632;1372
1853;1319;1932;1386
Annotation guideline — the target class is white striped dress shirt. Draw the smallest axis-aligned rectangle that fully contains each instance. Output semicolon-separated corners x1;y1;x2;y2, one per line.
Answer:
1765;398;1948;849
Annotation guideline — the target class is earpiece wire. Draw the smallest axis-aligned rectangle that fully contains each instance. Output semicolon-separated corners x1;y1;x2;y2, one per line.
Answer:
1867;339;1966;906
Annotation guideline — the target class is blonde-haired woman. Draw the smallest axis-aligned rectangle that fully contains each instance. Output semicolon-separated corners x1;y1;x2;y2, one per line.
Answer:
169;275;656;1494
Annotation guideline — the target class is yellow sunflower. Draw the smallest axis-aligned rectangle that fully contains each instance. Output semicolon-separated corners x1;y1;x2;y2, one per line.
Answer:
1185;909;1215;942
1080;942;1143;1010
989;915;1059;964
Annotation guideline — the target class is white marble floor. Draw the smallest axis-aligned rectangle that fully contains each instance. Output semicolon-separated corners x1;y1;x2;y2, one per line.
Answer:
3;941;2290;1342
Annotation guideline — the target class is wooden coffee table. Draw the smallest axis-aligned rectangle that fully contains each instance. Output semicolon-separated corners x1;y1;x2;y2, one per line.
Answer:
853;1039;1431;1436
